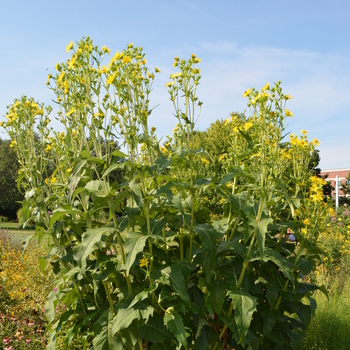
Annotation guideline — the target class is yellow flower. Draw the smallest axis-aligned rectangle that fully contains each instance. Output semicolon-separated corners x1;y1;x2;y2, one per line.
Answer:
218;154;226;162
66;41;74;53
165;81;175;87
301;129;308;135
106;72;116;85
201;158;210;165
101;45;111;54
45;178;48;185
51;176;57;183
244;121;254;131
261;82;270;91
151;127;156;132
303;219;310;226
191;54;196;58
285;109;294;117
312;138;320;146
194;57;201;63
66;107;75;117
139;257;149;268
285;94;293;100
155;67;161;73
0;121;4;127
243;88;250;98
122;55;132;64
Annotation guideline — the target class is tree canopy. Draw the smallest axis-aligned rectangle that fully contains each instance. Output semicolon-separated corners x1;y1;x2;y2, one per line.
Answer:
0;138;23;218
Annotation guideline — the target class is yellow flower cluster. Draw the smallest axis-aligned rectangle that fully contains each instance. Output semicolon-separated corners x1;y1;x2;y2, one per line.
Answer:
309;175;327;202
0;243;54;317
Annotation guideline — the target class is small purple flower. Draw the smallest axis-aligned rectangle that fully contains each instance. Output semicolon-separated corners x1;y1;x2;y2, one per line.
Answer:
343;210;350;217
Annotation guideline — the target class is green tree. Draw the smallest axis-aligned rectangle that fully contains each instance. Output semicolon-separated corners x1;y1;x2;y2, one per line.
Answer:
0;138;23;218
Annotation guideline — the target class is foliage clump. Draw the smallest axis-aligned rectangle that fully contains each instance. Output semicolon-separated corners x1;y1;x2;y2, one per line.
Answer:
0;37;330;349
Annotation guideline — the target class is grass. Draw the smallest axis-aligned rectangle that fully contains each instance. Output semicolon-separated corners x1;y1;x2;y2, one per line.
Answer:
302;275;350;350
1;225;49;249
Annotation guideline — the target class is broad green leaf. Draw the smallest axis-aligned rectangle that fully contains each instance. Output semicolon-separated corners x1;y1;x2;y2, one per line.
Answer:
85;180;110;197
194;324;219;350
73;227;114;270
217;241;248;259
260;304;280;335
296;258;315;275
161;264;191;305
210;280;227;315
201;248;212;285
112;149;128;158
111;307;140;336
195;224;218;258
129;178;143;207
38;256;46;274
164;312;188;349
93;313;121;350
45;291;58;323
296;303;312;328
139;314;174;344
102;163;125;178
49;208;83;229
227;191;251;213
195;177;212;186
249;218;273;258
124;232;147;275
310;297;317;315
250;247;294;282
227;289;257;344
220;166;254;184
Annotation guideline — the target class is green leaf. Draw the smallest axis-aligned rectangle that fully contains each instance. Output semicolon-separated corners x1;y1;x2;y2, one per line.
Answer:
49;208;83;230
73;227;114;270
93;314;122;350
249;218;273;258
112;149;128;158
210;280;227;315
260;304;280;335
129;178;143;207
201;248;212;285
195;224;218;258
296;303;311;328
164;312;188;349
38;256;46;274
45;291;58;323
250;247;294;282
161;264;191;306
139;314;174;344
85;180;110;197
103;163;125;178
217;241;247;259
111;308;140;335
227;289;257;344
220;166;254;184
124;232;147;275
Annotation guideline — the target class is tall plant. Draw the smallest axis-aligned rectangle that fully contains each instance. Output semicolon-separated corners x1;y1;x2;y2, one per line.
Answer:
1;38;327;349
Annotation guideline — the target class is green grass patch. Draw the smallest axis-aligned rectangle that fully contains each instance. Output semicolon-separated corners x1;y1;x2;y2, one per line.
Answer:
302;276;350;350
1;228;49;249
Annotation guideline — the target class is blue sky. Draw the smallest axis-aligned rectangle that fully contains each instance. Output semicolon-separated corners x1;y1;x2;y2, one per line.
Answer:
1;0;350;169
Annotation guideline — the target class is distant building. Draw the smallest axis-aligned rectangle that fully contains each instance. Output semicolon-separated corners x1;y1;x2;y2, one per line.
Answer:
320;168;350;197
